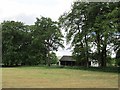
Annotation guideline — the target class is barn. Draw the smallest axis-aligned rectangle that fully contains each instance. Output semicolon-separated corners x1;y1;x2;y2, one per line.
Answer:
59;56;99;67
59;56;88;66
59;56;76;66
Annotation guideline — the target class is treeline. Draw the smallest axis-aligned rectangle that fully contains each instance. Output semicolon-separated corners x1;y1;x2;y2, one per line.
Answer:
59;1;120;67
2;17;64;66
2;1;120;67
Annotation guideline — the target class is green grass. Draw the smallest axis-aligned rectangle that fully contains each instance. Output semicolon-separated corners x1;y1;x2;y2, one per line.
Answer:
2;66;118;88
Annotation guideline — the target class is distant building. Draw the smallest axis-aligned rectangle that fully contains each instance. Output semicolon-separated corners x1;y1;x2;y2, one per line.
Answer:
59;56;76;66
90;60;99;67
59;55;99;67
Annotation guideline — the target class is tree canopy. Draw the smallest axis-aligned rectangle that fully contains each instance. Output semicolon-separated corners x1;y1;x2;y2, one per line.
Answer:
59;1;120;67
1;1;120;67
2;16;64;66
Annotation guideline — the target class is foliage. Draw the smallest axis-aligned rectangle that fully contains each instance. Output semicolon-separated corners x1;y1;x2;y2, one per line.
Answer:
59;1;120;67
2;16;64;66
34;17;64;66
2;1;119;67
49;52;58;64
116;49;120;66
2;21;28;66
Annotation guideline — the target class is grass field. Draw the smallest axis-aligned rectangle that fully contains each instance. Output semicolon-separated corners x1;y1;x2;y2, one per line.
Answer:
2;66;118;88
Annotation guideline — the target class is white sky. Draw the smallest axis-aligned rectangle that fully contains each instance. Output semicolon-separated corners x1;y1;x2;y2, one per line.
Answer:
0;0;74;24
0;0;75;56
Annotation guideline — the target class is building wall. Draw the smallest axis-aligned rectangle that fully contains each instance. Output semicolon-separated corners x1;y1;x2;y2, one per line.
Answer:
60;61;75;66
91;60;99;67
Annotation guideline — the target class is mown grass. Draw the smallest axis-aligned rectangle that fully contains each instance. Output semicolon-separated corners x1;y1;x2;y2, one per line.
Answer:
2;66;119;88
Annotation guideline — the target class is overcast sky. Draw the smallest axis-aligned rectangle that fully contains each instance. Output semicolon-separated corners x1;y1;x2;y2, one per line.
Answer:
0;0;74;24
0;0;75;56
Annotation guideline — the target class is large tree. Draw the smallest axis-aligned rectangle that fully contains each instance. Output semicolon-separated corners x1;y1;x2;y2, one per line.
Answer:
59;2;93;67
59;1;120;67
2;21;28;66
89;2;120;67
34;16;64;66
2;18;64;66
2;21;45;66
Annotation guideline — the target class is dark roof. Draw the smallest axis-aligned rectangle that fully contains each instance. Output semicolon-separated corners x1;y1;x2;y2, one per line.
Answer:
59;56;76;61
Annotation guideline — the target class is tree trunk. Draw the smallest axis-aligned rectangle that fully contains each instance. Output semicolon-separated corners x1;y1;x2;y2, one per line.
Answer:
47;52;51;67
101;45;107;67
96;31;101;67
44;54;47;65
44;48;48;65
85;34;89;68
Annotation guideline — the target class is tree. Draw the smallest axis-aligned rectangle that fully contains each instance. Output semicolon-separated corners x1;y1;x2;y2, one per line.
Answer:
90;2;120;67
59;1;120;67
2;21;42;66
2;18;64;67
34;16;64;66
59;2;93;67
49;52;58;64
2;21;28;66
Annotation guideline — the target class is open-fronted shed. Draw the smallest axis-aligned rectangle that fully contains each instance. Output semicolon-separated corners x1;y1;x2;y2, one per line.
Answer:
59;55;98;67
59;56;76;66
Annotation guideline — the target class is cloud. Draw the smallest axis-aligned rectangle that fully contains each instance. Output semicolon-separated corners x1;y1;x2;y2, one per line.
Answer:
13;14;37;25
55;49;72;56
0;13;36;25
0;0;74;23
